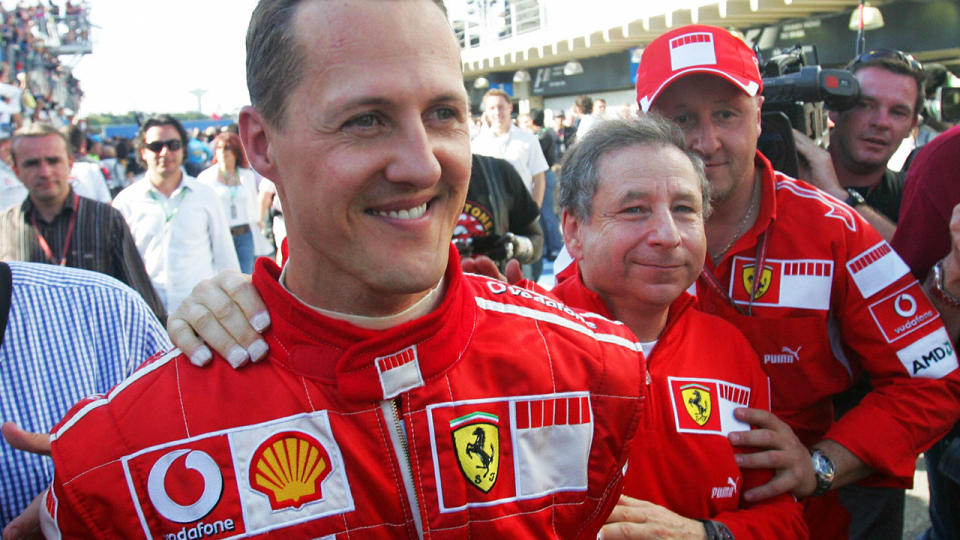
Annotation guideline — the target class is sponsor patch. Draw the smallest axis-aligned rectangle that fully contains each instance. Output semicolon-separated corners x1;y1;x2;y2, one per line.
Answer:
122;412;353;539
669;32;717;70
847;241;910;299
428;392;593;513
376;345;423;399
897;327;959;379
729;257;833;310
668;377;750;435
868;283;940;343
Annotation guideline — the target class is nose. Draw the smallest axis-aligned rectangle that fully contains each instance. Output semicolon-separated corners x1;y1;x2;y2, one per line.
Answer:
648;207;682;248
687;120;721;158
384;119;442;187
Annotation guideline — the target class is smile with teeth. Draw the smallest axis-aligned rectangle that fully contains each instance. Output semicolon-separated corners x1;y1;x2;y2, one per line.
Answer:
369;202;428;220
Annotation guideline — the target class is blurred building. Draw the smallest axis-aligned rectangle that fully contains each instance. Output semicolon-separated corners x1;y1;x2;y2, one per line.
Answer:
450;0;960;119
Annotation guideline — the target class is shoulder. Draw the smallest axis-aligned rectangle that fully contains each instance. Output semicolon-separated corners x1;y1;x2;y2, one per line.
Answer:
195;166;217;185
112;178;147;204
773;172;867;237
11;260;132;294
464;274;639;353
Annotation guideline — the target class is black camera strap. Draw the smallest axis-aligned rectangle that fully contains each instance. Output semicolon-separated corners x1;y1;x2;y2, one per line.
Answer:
0;262;11;348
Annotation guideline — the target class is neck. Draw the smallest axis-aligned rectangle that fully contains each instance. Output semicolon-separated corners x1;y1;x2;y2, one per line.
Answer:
705;169;761;257
149;170;183;197
282;253;440;320
31;194;68;222
493;122;511;136
604;296;669;342
831;147;886;188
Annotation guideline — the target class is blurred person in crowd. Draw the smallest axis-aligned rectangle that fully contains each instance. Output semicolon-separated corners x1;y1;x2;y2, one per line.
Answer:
112;114;238;313
257;176;283;261
453;153;542;271
0;261;170;533
634;24;960;539
197;132;262;274
185;127;212;177
791;48;925;538
39;1;642;537
891;125;960;540
576;95;606;140
0;122;165;321
795;49;924;242
0;134;24;210
472;88;548;279
63;123;108;202
525;109;562;261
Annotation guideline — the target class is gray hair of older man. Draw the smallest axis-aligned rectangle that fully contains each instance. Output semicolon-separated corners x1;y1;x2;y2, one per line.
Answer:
558;115;711;221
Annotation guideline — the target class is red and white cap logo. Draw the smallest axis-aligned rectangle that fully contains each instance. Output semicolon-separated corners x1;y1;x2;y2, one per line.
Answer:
636;25;762;112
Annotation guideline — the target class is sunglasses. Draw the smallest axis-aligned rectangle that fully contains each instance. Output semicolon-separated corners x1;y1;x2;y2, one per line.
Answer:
144;139;183;153
850;49;923;75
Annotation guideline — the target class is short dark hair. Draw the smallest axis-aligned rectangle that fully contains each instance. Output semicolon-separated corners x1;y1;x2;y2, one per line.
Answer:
559;115;711;221
10;122;70;166
246;0;448;129
848;50;925;115
135;114;188;164
575;95;593;115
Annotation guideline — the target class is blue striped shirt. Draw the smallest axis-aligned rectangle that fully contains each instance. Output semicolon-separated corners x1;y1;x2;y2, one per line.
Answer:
0;262;172;525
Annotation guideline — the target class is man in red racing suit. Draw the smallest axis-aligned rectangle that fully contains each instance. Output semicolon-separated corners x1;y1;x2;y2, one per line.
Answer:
41;253;644;539
550;261;807;539
694;151;960;534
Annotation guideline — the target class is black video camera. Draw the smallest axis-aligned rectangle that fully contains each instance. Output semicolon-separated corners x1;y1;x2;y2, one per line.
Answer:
758;44;860;177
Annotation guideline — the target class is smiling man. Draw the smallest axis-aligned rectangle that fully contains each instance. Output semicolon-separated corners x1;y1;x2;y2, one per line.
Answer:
794;49;924;241
38;1;643;538
636;24;960;539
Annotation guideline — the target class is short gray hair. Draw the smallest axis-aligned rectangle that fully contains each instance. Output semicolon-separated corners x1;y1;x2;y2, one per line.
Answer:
558;115;711;220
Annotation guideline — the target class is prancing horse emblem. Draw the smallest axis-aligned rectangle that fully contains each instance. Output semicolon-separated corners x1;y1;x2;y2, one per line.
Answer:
681;383;712;426
451;412;500;493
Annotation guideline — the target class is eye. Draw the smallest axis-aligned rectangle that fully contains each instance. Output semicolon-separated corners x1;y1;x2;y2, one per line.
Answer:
427;106;458;122
672;113;692;127
343;113;381;129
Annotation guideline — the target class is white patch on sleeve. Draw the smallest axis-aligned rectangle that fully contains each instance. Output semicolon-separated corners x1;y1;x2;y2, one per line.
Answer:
846;241;910;298
897;327;958;379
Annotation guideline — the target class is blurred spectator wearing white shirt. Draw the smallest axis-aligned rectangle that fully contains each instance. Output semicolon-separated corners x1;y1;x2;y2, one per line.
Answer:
112;115;238;313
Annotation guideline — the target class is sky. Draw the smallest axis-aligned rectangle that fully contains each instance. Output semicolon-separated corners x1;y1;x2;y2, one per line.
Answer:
59;0;259;116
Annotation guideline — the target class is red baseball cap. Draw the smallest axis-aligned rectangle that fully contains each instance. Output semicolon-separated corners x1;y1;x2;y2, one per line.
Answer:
636;25;762;112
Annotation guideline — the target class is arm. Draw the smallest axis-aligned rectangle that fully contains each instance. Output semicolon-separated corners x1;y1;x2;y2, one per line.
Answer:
112;212;167;323
923;203;960;341
601;496;706;540
793;129;896;241
531;171;545;207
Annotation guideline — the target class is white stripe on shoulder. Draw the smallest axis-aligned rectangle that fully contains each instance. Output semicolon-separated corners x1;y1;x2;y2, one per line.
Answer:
475;297;641;353
776;177;858;232
51;349;182;441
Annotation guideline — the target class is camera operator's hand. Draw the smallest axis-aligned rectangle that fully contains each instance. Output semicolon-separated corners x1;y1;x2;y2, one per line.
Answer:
500;232;535;264
792;128;846;200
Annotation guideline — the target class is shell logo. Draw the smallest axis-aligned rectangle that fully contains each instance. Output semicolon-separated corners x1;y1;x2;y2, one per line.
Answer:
249;431;332;510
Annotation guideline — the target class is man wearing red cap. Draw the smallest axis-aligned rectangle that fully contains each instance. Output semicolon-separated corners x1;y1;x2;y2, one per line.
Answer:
636;24;960;538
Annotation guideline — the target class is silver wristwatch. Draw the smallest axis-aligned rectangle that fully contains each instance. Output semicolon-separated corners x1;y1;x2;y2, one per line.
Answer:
811;449;836;496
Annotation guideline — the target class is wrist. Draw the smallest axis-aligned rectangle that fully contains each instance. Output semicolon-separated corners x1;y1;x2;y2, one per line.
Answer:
697;519;734;540
843;188;866;208
810;448;837;496
931;259;960;309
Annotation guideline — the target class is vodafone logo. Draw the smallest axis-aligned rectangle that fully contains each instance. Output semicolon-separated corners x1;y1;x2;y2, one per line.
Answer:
895;294;917;318
147;449;223;524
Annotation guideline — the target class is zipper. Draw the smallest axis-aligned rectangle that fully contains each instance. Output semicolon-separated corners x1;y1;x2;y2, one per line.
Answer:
382;399;424;539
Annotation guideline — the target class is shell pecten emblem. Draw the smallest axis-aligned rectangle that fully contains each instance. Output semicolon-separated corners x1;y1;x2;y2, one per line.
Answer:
249;431;332;510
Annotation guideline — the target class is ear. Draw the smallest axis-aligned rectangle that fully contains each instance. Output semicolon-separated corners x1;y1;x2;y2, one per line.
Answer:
561;209;585;260
754;94;765;133
239;105;278;182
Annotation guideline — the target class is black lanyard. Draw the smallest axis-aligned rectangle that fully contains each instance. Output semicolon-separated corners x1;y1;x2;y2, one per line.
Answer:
700;232;769;316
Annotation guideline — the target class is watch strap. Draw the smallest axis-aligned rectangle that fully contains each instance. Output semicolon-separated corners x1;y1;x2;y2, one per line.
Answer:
844;188;866;208
931;260;960;309
698;519;734;540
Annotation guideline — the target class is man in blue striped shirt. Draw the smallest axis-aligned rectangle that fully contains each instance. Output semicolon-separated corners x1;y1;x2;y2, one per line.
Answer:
0;261;171;528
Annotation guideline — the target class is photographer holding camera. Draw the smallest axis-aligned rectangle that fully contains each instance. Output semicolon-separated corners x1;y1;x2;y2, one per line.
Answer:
793;49;924;241
453;153;542;270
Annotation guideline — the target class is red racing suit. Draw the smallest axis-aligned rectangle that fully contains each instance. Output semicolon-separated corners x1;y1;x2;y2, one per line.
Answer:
41;251;645;539
695;152;960;533
550;269;808;539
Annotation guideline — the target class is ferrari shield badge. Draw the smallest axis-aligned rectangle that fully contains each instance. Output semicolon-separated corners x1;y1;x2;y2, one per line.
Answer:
742;264;773;300
451;412;500;493
681;383;712;426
